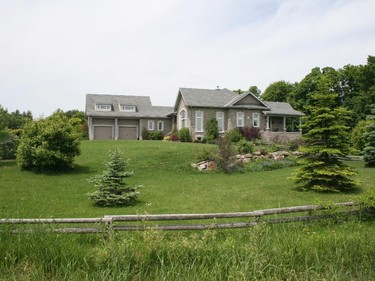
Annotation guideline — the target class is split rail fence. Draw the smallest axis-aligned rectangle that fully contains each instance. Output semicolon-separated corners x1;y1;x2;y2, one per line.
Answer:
0;201;370;234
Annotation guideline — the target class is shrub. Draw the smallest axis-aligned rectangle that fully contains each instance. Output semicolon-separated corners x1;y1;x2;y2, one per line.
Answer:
236;139;254;154
205;114;219;140
363;107;375;167
224;128;243;143
195;146;217;162
238;126;261;141
164;129;179;141
0;130;19;160
215;137;242;173
246;157;298;172
142;127;150;140
88;148;142;206
17;112;81;172
178;128;192;142
149;131;163;140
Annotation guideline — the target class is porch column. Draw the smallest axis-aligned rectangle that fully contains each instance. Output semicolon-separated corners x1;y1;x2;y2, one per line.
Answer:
88;116;93;140
283;117;286;132
299;117;302;133
114;118;118;140
266;116;270;130
139;119;143;140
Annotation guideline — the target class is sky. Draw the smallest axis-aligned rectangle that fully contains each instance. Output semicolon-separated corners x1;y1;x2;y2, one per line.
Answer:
0;0;374;117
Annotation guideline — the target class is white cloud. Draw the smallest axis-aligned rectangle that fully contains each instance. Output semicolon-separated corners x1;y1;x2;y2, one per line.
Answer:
0;0;374;116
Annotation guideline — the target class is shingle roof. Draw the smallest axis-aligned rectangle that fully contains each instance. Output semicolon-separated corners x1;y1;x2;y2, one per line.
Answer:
263;102;305;116
178;88;237;107
86;94;173;118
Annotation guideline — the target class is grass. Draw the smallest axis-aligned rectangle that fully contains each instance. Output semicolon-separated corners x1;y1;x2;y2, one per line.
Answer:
0;140;372;218
1;140;375;280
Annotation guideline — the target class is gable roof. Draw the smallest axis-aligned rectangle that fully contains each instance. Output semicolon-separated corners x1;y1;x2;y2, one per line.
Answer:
175;88;269;110
86;94;173;118
263;102;305;117
177;88;236;108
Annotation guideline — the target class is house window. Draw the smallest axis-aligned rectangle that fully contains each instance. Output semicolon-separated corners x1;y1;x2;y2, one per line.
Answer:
120;105;136;112
195;111;203;132
180;110;186;129
252;113;260;127
96;104;111;111
148;120;154;130
236;112;244;127
216;112;224;132
157;121;164;131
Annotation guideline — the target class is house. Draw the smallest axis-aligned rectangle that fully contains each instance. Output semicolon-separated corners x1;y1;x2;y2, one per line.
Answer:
86;88;304;141
86;94;174;140
173;88;304;142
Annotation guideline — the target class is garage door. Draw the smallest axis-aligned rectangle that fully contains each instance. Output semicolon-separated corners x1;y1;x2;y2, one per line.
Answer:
119;126;138;140
94;126;113;140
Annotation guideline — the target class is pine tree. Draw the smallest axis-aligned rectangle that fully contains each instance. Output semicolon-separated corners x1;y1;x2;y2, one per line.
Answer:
88;148;142;206
363;106;375;167
292;80;358;192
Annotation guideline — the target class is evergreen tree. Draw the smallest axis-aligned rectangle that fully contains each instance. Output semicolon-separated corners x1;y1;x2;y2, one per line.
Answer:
363;106;375;167
88;148;142;206
292;79;358;192
205;113;219;141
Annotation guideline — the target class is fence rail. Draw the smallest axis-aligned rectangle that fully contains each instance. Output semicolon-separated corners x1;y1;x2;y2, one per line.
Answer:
0;201;367;234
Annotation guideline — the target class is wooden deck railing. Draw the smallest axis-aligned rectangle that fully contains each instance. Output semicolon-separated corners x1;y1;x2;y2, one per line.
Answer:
0;202;367;234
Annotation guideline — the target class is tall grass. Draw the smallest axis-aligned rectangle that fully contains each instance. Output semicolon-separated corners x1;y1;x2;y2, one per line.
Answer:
1;219;374;280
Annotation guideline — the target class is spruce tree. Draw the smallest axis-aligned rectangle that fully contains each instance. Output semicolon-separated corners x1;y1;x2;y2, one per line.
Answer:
363;106;375;167
88;148;142;206
292;79;358;192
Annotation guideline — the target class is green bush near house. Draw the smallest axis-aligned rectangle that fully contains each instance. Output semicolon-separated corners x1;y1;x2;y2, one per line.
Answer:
178;127;192;142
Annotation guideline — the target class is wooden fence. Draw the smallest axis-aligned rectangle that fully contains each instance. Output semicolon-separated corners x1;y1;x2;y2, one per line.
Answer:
0;201;369;234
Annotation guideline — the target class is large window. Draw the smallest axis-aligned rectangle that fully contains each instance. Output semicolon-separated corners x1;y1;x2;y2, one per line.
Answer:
236;112;244;127
180;110;186;129
195;111;204;132
148;120;154;130
216;112;224;132
252;113;260;127
157;121;164;131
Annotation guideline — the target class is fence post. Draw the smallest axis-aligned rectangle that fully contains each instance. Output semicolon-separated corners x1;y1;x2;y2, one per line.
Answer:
254;211;263;223
103;216;113;240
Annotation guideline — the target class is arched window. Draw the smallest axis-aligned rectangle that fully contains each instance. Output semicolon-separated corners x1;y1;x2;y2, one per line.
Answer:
179;110;186;129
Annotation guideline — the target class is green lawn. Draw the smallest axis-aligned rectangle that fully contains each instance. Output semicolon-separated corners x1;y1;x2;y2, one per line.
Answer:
0;140;373;218
1;140;375;280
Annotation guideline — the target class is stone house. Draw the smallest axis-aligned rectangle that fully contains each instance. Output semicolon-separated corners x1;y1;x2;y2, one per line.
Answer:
86;88;304;141
173;88;304;142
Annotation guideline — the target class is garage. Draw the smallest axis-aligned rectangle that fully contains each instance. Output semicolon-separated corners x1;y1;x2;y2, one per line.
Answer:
119;126;138;140
93;126;113;140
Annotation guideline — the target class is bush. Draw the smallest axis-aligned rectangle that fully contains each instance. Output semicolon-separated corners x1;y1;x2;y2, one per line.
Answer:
17;112;81;172
215;137;242;173
236;139;254;154
224;129;243;143
88;148;142;206
238;126;261;141
142;127;150;140
195;146;217;162
149;131;163;140
0;130;19;160
178;128;192;142
205;114;219;140
164;129;179;141
245;157;299;172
